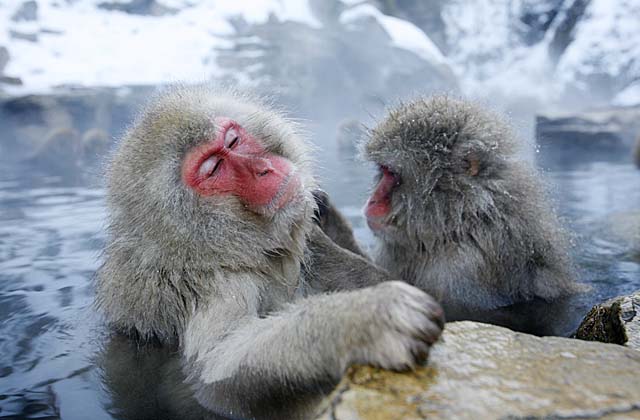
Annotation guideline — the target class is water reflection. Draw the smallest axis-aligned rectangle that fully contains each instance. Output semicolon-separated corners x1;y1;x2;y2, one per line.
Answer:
0;168;110;419
0;146;639;418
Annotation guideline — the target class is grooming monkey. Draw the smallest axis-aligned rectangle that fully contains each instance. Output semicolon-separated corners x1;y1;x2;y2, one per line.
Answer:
95;85;444;419
357;96;585;335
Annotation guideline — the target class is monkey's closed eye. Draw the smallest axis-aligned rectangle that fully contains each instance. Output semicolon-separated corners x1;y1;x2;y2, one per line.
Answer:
199;156;223;178
225;128;240;149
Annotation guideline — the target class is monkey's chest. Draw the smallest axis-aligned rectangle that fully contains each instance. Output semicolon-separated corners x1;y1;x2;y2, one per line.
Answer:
257;256;305;316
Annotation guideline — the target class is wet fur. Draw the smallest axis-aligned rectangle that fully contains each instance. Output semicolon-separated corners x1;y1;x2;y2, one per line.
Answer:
95;85;443;419
364;96;584;320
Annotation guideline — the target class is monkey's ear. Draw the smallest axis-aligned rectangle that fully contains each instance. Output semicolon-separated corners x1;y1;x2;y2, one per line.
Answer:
465;156;481;176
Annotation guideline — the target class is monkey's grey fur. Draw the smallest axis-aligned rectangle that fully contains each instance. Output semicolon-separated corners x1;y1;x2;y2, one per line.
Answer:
95;84;443;419
313;190;368;258
363;96;584;333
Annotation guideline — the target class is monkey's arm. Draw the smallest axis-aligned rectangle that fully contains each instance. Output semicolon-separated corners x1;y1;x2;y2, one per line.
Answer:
182;280;443;418
304;224;391;291
313;190;369;258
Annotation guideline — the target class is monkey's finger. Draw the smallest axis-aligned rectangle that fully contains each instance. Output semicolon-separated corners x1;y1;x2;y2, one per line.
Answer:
311;189;330;223
429;306;446;330
413;298;445;330
419;296;445;327
409;314;443;345
410;341;431;365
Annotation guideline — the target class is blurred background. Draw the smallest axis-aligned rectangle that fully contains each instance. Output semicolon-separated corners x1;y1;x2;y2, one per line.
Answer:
0;1;639;419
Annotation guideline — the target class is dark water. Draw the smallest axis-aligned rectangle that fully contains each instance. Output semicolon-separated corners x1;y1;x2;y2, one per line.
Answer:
1;137;639;418
0;168;110;419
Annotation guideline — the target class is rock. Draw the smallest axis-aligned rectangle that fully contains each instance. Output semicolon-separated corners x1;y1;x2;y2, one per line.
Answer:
315;321;640;419
9;30;38;43
516;0;563;46
548;0;590;62
308;0;346;26
635;135;640;168
97;0;177;16
0;76;23;86
0;47;8;75
215;13;458;122
11;0;38;22
535;106;640;167
372;0;447;51
575;291;640;351
0;48;22;88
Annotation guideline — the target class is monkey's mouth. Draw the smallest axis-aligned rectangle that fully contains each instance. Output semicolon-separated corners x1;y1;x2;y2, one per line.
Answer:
364;165;400;231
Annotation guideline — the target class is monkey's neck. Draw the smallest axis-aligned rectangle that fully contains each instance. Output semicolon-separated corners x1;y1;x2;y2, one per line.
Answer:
375;240;426;285
375;239;512;310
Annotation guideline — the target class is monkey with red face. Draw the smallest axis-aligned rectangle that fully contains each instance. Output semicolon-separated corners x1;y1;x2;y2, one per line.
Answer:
359;96;586;336
95;85;444;419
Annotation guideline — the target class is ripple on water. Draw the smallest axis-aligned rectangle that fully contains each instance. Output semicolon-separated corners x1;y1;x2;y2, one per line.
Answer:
0;166;109;419
0;155;639;419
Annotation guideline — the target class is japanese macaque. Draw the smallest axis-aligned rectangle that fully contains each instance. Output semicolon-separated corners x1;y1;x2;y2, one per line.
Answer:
28;127;82;173
95;85;444;419
27;126;111;177
361;96;585;335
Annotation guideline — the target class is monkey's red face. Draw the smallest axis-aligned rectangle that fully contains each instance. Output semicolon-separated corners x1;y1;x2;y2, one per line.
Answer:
182;118;301;215
364;165;400;231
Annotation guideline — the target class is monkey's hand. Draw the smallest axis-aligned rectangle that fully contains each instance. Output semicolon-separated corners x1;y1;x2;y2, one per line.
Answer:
304;225;391;291
312;189;331;224
312;189;368;258
181;280;443;417
348;281;445;370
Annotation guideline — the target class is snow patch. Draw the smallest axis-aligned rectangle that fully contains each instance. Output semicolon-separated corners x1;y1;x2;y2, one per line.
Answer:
442;0;640;106
557;0;640;86
0;0;320;93
613;82;640;107
340;4;448;66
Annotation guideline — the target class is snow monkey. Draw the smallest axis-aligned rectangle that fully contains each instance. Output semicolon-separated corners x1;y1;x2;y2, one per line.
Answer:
360;96;585;335
95;85;444;419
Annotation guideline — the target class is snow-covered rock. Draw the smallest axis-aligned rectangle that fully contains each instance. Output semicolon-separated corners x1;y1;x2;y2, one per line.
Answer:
0;0;638;108
439;0;640;107
0;46;8;74
11;0;38;22
213;2;457;121
557;0;640;102
0;0;322;93
340;4;448;68
535;105;640;166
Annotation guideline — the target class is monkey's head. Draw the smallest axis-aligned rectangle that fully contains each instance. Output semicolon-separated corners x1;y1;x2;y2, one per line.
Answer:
106;85;316;270
363;96;517;244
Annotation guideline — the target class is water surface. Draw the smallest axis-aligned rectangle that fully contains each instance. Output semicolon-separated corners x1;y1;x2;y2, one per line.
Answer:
0;139;639;419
